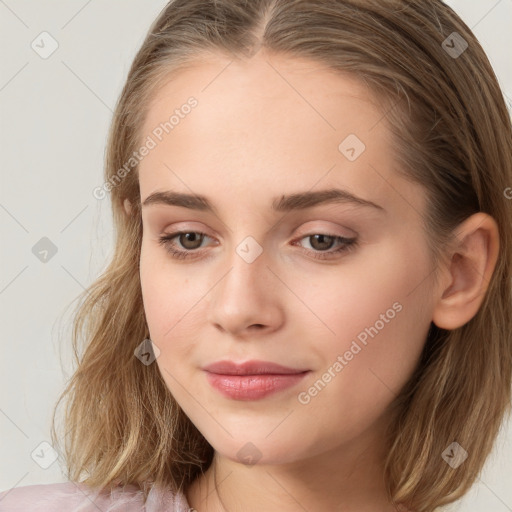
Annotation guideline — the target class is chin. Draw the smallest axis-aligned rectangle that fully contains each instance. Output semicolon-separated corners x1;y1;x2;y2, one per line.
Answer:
204;430;307;467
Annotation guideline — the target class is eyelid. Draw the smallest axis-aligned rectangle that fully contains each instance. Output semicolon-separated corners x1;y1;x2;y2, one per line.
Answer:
158;223;360;259
293;221;357;239
160;222;356;244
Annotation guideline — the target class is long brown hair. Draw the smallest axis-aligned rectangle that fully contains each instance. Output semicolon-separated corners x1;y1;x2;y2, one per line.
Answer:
51;1;512;511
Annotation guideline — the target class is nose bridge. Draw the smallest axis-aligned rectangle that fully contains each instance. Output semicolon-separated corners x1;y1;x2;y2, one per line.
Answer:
207;234;283;334
218;207;273;279
218;235;272;303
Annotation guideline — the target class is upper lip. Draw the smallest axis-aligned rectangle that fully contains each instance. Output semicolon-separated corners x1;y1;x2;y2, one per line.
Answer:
203;360;309;375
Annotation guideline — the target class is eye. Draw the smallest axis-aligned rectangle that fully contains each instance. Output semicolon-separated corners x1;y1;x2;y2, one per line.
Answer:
158;231;213;260
291;233;358;260
158;231;358;261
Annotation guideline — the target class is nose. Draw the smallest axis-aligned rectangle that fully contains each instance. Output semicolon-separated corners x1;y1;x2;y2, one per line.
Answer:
206;245;285;339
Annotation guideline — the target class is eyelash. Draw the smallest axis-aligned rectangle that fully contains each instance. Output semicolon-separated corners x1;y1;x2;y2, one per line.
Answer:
157;231;358;261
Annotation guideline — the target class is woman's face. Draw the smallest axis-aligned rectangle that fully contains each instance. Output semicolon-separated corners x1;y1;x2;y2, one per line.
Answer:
138;51;437;466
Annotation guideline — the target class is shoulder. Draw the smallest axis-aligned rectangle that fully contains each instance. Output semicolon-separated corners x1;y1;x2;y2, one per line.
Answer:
0;481;191;512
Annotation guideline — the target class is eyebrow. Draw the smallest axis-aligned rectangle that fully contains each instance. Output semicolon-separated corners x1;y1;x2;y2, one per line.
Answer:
141;188;384;213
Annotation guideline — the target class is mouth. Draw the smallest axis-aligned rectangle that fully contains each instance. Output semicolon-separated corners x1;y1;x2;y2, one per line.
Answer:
203;359;309;375
202;360;311;400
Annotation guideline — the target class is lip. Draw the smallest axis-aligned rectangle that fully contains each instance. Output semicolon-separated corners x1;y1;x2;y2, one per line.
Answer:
203;359;309;375
203;360;310;400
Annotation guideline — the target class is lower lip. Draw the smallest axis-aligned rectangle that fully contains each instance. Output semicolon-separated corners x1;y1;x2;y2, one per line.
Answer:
205;371;310;400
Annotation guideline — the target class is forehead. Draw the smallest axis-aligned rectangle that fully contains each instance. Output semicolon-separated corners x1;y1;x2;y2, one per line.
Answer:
137;52;425;219
141;52;380;141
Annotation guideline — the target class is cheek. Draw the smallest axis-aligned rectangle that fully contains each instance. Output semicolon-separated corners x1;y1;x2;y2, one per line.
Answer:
139;244;211;397
140;242;195;339
295;235;433;349
139;257;197;398
297;239;432;396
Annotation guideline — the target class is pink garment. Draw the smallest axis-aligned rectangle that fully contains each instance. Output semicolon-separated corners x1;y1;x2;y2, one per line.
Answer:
0;481;192;511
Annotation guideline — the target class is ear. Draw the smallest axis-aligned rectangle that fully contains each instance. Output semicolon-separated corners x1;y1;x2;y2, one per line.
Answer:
432;212;500;330
123;198;132;216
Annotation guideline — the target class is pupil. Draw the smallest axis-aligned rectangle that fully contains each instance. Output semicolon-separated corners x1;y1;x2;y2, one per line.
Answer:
312;234;333;250
182;232;202;249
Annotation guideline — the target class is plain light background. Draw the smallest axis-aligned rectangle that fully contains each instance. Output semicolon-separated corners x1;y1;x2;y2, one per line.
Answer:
1;1;511;510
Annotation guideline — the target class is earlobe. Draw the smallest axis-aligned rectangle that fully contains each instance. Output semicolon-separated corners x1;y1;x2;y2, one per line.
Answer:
432;212;500;330
123;198;132;216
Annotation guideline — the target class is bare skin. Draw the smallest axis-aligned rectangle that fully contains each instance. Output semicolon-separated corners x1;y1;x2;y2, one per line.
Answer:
129;49;499;512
